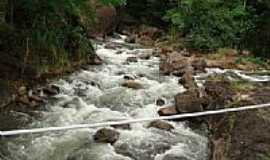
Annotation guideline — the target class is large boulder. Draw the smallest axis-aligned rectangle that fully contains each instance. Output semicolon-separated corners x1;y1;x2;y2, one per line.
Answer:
93;128;120;144
204;80;233;110
160;52;189;76
175;90;203;113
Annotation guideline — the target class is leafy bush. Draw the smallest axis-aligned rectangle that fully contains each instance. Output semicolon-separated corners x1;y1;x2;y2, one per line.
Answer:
164;0;254;51
2;0;126;70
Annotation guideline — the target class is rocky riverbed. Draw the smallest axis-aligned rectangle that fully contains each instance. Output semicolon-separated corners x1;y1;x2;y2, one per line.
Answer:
0;34;270;160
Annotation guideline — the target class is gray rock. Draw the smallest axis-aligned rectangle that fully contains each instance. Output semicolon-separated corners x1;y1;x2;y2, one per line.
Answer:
93;128;120;144
156;98;166;106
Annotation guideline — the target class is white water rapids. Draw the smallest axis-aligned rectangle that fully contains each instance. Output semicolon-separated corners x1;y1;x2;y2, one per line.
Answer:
1;35;270;160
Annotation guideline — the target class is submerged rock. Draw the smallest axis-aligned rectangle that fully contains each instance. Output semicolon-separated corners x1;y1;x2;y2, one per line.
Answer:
161;154;189;160
138;52;152;60
148;120;174;131
126;57;138;63
111;123;131;130
122;80;143;90
93;128;120;144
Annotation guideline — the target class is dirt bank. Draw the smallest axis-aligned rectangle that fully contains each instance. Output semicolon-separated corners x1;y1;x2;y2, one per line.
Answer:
209;85;270;160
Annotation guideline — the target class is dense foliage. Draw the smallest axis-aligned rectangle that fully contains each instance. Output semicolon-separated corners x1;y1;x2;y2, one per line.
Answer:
1;0;125;71
164;0;254;51
124;0;173;26
125;0;269;57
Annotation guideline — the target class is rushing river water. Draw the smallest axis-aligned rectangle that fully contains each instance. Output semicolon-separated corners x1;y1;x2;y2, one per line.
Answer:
1;35;270;160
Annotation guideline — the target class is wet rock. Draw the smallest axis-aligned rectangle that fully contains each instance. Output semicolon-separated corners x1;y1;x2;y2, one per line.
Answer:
158;106;178;116
125;35;136;43
160;52;189;76
123;75;136;80
152;48;161;57
138;52;151;60
43;85;60;96
93;128;120;144
105;43;118;50
88;54;103;65
191;58;207;72
156;98;166;106
175;90;203;113
204;80;233;110
126;57;138;63
18;95;30;105
29;100;39;108
127;50;140;55
116;50;123;54
28;95;44;103
178;67;197;89
122;80;143;90
148;120;174;131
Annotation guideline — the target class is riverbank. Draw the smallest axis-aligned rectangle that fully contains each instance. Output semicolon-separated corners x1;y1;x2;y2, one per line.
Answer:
130;26;270;160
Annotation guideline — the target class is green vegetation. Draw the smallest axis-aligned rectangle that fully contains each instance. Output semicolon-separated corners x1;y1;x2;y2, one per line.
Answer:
164;0;254;51
235;56;266;66
0;0;125;74
125;0;269;57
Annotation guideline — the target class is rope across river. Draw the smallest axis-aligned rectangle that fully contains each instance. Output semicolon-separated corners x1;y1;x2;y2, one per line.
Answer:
1;103;270;136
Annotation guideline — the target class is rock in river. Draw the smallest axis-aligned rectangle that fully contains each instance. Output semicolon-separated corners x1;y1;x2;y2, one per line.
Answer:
93;128;120;144
175;90;203;113
178;66;197;89
126;57;138;63
160;52;189;76
156;98;166;106
148;120;174;131
158;106;178;116
122;80;144;90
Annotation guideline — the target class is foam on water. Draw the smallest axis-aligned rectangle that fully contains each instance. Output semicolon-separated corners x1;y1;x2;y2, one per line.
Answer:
1;36;210;160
